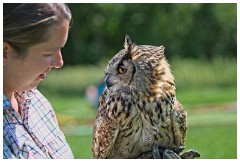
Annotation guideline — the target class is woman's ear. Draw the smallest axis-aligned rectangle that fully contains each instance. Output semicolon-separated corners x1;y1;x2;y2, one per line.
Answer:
3;42;12;66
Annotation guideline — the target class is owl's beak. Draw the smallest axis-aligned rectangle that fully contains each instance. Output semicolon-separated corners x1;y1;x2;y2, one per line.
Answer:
105;75;113;89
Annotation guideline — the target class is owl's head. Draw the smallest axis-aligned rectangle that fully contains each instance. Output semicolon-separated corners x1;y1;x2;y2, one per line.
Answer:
105;35;175;99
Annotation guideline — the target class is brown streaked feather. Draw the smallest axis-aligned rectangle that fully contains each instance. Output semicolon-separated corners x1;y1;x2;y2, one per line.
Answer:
92;90;119;158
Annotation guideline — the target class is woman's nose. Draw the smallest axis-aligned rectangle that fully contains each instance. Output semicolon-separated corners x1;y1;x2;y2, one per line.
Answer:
51;50;64;68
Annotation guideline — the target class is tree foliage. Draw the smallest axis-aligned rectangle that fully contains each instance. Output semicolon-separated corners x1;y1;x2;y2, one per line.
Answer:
62;3;236;65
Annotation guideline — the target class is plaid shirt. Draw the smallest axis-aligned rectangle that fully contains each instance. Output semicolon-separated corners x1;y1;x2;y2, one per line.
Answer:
3;89;74;159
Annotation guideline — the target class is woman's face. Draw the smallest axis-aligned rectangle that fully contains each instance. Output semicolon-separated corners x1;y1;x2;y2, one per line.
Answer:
3;20;70;95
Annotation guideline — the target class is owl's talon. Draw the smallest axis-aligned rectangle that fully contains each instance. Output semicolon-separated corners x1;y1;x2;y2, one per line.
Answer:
163;149;181;159
175;146;185;154
180;149;200;159
152;143;162;159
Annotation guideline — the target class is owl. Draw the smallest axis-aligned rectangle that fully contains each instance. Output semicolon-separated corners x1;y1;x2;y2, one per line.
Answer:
92;35;200;159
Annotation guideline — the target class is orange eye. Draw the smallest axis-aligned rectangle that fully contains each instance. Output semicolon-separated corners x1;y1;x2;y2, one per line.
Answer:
118;67;127;74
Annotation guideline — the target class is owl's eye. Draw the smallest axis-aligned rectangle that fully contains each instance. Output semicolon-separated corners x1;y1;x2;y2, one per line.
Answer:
118;67;127;74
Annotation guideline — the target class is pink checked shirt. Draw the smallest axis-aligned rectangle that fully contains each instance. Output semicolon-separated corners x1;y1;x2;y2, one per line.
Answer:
3;89;74;159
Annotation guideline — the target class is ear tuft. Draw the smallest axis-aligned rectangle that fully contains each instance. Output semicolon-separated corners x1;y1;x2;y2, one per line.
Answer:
124;34;133;50
123;35;134;60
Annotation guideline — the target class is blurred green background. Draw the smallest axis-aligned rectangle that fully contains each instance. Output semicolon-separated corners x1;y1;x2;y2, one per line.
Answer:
38;3;237;159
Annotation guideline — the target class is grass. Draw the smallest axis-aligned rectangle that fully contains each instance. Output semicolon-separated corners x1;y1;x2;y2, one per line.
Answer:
177;86;237;109
185;123;237;159
38;57;237;159
46;96;96;124
170;57;237;90
65;135;94;159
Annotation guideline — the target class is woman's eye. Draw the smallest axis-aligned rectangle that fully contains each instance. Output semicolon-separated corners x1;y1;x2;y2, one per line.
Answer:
118;67;127;74
44;53;53;57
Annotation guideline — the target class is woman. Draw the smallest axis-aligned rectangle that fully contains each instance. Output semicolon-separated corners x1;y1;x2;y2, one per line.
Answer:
3;4;74;158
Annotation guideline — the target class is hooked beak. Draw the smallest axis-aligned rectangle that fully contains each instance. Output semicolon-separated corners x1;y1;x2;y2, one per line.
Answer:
105;75;113;89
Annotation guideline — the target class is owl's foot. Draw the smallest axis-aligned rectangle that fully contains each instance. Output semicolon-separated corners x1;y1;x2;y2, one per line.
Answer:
152;144;181;159
136;144;200;159
162;149;181;159
152;143;162;158
180;149;200;159
152;144;200;159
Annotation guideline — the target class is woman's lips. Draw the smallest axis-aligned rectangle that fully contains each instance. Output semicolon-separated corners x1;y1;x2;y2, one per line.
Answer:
39;69;51;79
39;73;47;79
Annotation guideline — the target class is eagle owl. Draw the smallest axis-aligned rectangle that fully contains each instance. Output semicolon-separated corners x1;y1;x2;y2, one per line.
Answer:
92;35;200;159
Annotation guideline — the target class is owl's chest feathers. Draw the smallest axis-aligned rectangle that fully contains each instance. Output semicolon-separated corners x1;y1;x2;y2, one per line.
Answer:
107;91;179;157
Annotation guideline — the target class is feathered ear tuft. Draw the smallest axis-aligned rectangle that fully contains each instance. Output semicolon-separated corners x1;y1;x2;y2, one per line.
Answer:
123;34;135;59
124;34;136;51
124;34;133;50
